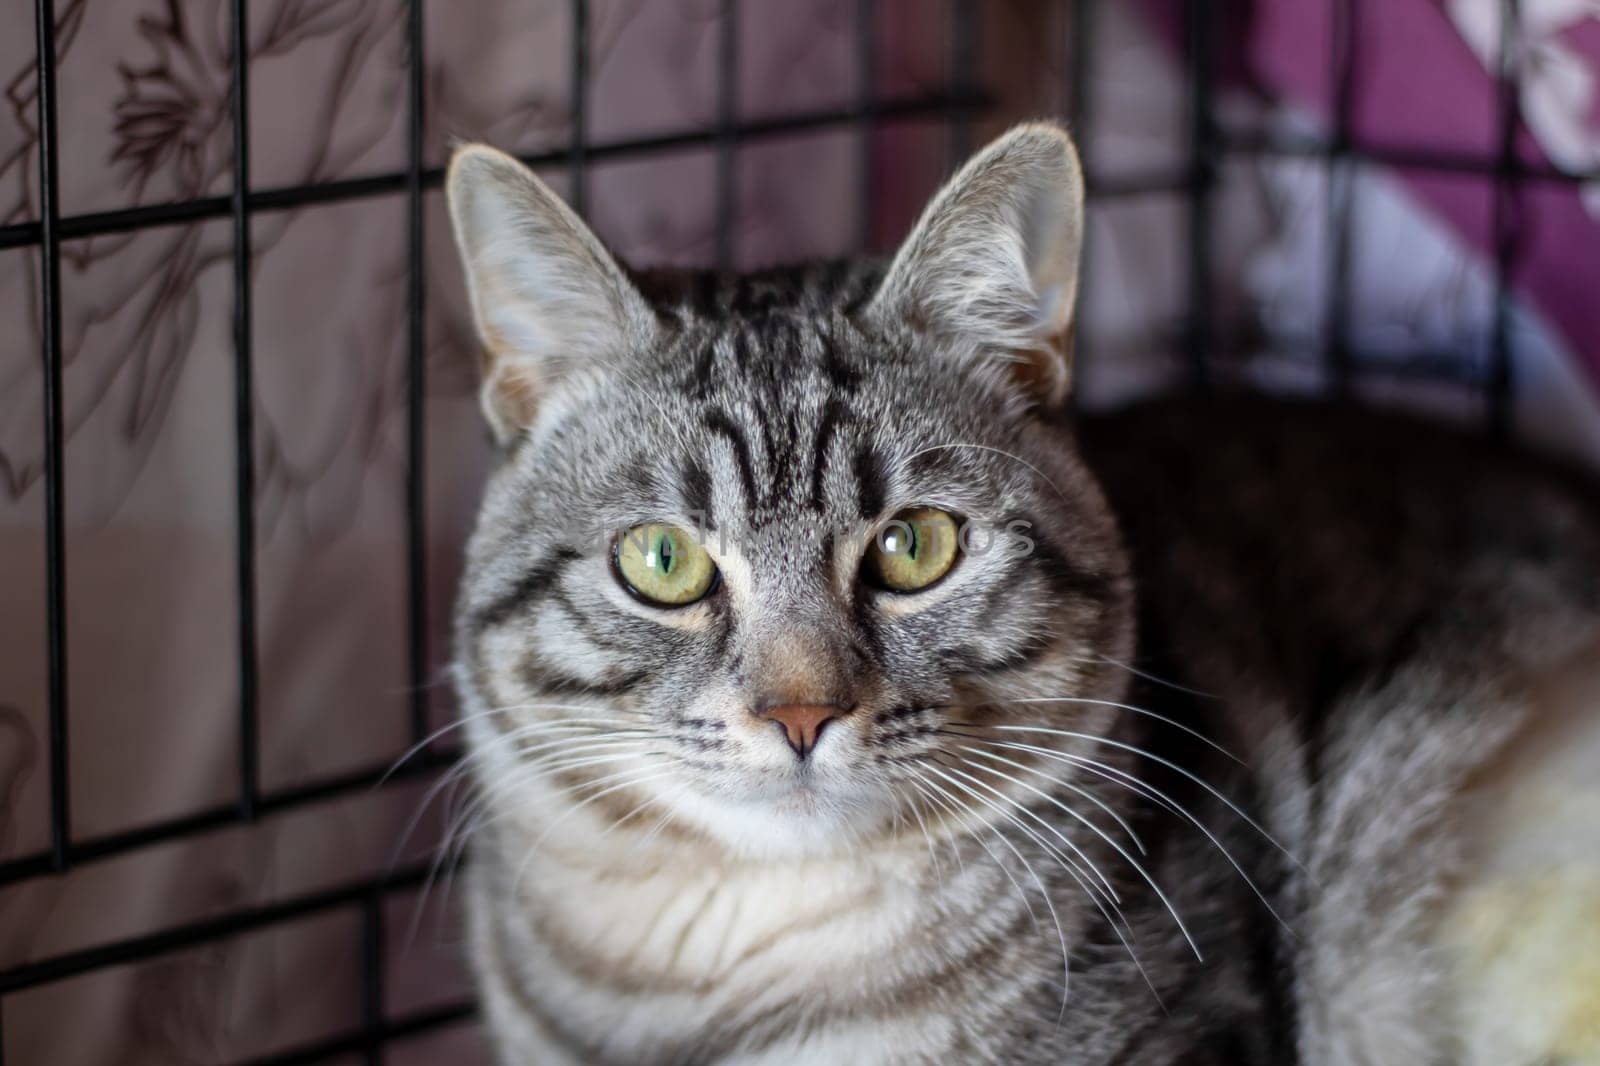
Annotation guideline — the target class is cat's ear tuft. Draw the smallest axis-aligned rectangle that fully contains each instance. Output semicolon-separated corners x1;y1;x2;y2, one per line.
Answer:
446;144;656;443
866;122;1085;409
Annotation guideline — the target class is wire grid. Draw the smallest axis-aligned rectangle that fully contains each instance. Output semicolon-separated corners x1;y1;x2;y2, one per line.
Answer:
0;0;1563;1061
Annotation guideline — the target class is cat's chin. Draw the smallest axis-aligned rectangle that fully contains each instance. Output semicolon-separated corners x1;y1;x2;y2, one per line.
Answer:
664;774;896;860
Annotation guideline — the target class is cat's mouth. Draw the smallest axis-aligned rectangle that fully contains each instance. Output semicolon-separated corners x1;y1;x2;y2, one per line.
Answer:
664;742;902;856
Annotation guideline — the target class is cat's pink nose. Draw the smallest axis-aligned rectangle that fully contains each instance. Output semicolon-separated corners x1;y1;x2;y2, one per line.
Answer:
755;703;850;759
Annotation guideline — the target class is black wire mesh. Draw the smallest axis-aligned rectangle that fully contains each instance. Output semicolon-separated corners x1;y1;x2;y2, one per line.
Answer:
0;1;983;1060
1;0;1580;1061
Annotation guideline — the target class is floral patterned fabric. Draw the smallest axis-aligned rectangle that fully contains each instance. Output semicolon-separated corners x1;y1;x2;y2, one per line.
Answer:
0;2;954;1060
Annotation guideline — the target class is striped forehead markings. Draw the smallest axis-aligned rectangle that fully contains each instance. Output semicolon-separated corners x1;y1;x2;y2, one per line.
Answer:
808;396;848;511
853;446;887;521
702;409;761;514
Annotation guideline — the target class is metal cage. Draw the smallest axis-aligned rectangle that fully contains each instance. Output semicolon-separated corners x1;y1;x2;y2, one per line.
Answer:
0;0;1572;1061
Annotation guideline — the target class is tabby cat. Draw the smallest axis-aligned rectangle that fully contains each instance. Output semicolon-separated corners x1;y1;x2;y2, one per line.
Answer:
445;123;1600;1065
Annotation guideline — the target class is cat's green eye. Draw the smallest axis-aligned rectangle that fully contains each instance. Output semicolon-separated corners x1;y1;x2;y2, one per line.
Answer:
863;507;961;592
614;523;718;606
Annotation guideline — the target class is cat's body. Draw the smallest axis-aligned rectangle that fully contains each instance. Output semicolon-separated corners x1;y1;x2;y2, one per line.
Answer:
1083;399;1600;1065
444;126;1600;1064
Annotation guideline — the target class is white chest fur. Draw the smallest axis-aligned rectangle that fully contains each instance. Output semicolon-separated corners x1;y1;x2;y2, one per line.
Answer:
476;794;977;1065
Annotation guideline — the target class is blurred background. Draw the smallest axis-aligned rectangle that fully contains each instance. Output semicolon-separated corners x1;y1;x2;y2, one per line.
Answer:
0;0;1597;1062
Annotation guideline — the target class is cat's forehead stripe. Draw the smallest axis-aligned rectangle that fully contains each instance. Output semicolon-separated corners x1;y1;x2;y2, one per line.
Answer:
807;396;847;512
702;409;761;515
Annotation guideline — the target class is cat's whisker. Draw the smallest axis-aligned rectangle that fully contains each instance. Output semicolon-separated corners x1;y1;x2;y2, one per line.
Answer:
460;744;663;814
886;788;908;842
986;724;1295;869
604;778;693;843
923;763;1092;916
530;764;680;846
508;766;686;895
532;748;665;777
897;782;948;884
948;751;1138;904
419;736;667;905
921;760;1174;1015
901;774;969;881
955;743;1147;855
458;725;655;778
914;766;1075;1006
395;725;651;857
904;442;1073;507
504;761;677;894
905;772;1034;925
388;746;491;879
910;764;1141;1011
405;771;498;953
513;734;657;766
954;735;1189;823
957;732;1293;932
936;755;1168;1011
1065;653;1220;700
938;755;1165;953
381;709;642;785
634;808;679;852
930;758;1124;911
990;696;1239;763
434;791;490;893
381;708;507;786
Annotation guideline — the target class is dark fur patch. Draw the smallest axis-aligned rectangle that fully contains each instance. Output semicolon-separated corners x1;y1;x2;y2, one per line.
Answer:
519;653;647;698
853;445;887;520
681;459;714;527
703;409;761;512
470;548;581;633
808;397;847;510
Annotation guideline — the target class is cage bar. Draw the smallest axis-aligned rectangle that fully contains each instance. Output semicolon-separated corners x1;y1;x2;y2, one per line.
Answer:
360;892;387;1065
1224;129;1597;184
406;0;431;746
1066;0;1097;396
856;0;877;253
1325;0;1357;391
0;742;457;884
0;100;985;254
231;0;262;821
33;0;70;873
1066;0;1093;144
1184;0;1216;386
1489;0;1523;434
716;0;740;269
0;869;412;995
949;0;977;165
569;0;590;216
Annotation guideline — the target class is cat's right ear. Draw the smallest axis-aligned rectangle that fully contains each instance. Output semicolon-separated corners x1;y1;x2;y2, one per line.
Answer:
446;145;657;444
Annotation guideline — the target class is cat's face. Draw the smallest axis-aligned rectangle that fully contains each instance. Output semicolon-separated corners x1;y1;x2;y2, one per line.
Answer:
449;125;1133;858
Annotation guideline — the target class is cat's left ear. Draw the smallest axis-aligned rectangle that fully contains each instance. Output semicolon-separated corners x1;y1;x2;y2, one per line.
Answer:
865;122;1085;409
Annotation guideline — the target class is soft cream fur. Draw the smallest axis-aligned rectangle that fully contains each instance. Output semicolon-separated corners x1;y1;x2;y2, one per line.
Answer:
1445;637;1600;1066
